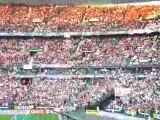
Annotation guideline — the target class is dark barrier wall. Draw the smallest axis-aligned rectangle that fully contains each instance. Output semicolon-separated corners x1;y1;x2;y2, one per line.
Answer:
0;0;158;5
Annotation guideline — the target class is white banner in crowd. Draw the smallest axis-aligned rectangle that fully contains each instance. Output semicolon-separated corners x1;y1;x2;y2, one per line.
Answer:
157;114;160;119
23;64;32;69
115;87;132;97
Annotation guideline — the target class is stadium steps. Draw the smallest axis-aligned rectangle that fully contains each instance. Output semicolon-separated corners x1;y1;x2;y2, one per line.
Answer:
77;83;92;98
98;94;115;110
70;40;86;59
91;92;110;105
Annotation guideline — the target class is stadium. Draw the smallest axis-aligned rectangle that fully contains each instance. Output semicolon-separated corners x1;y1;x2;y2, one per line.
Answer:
0;0;159;120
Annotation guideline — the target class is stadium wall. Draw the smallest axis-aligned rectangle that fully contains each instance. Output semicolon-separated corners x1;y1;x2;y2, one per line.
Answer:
0;0;158;5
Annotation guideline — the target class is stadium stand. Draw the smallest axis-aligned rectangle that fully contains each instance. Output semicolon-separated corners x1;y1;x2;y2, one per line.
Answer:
0;35;159;66
0;2;159;120
0;5;159;32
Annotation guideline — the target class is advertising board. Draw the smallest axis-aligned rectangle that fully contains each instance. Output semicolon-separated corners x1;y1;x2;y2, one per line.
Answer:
0;110;30;115
14;105;34;110
30;109;48;115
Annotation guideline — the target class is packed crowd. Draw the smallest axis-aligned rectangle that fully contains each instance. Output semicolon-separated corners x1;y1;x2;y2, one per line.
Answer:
0;35;159;66
0;5;159;32
106;69;160;113
0;3;159;117
0;68;159;113
0;74;107;111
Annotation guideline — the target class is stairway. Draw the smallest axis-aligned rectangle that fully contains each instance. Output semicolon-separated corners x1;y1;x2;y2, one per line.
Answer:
98;94;115;110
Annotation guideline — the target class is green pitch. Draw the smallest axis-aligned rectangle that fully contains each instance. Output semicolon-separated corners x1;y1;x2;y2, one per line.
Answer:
0;114;59;120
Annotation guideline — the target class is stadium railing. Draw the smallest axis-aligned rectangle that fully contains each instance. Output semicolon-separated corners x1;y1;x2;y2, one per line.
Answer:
0;28;159;37
105;108;160;120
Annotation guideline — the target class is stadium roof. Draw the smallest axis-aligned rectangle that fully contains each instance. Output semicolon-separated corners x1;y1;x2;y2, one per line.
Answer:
0;0;159;6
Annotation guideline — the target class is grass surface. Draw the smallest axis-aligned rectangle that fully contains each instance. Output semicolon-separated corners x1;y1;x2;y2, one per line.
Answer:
0;114;59;120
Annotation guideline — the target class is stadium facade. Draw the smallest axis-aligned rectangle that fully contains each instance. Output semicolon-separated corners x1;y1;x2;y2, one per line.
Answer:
0;0;158;5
